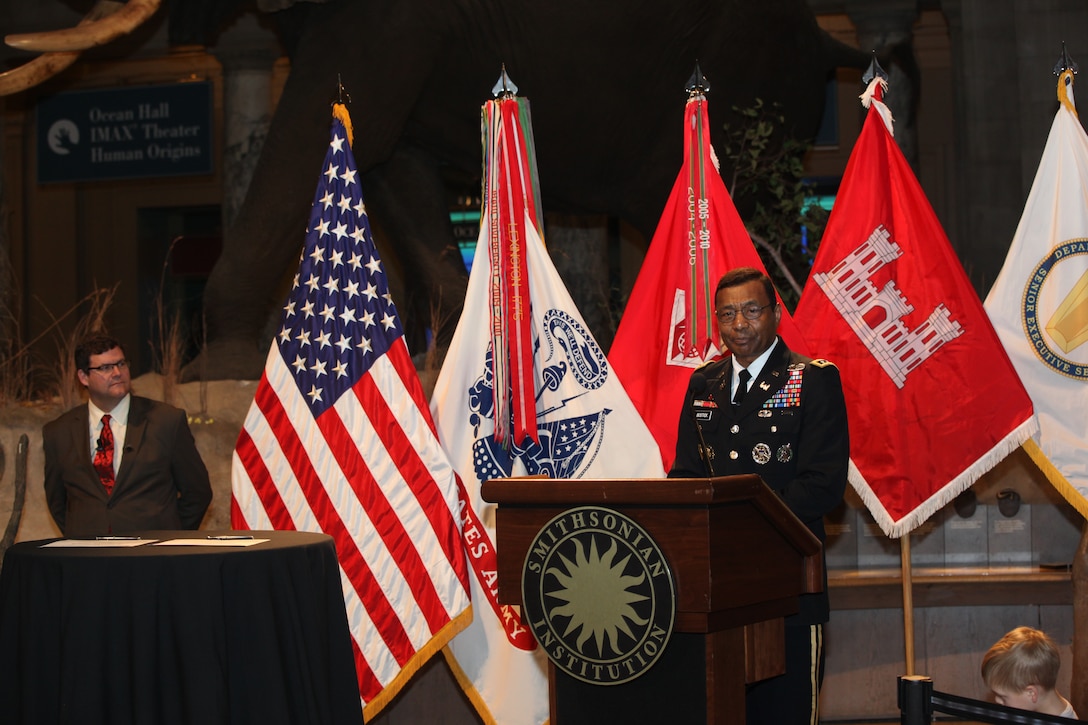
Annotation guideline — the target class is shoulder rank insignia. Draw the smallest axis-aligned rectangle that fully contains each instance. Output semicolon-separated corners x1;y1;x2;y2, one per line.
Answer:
810;359;836;368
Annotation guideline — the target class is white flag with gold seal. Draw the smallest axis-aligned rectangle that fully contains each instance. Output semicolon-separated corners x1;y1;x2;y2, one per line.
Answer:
984;68;1088;518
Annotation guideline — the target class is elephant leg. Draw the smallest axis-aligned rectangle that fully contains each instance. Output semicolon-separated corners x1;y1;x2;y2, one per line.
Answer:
183;56;333;382
187;0;450;381
183;107;326;382
362;144;468;365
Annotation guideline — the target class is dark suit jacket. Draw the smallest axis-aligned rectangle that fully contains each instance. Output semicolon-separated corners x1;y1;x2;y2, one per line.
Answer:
43;395;213;537
670;338;849;624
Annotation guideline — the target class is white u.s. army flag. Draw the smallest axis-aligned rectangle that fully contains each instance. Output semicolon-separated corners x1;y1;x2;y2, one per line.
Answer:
431;91;665;725
984;68;1088;519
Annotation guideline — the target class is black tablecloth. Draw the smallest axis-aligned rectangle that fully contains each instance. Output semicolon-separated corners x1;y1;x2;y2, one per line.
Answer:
0;531;364;725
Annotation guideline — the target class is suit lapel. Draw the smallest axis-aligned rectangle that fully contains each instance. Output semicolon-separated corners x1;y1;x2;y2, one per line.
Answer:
115;397;147;489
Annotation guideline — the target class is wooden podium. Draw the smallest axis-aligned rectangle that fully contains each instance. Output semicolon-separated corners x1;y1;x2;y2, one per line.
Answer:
480;475;822;725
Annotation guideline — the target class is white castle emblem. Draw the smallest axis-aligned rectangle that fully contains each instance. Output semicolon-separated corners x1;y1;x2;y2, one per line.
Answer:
813;225;963;388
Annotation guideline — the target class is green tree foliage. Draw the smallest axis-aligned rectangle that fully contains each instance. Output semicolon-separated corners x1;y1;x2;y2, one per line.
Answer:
720;99;829;309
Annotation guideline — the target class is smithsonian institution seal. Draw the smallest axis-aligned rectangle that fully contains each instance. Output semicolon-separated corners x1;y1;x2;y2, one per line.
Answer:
521;506;675;685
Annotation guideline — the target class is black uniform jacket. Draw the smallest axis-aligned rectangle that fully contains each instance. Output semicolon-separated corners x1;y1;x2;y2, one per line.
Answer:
669;338;849;624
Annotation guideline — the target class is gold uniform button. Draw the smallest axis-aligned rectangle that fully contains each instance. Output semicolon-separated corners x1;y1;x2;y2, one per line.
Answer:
730;424;740;434
729;450;739;460
770;425;778;433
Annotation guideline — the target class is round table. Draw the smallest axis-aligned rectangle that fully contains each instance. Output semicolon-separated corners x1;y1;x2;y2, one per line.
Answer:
0;530;363;725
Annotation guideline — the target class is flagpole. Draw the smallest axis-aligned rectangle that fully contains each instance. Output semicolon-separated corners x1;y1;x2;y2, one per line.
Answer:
900;535;915;676
1074;524;1087;716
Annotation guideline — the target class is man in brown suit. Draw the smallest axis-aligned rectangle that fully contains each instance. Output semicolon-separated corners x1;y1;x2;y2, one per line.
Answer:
43;334;212;536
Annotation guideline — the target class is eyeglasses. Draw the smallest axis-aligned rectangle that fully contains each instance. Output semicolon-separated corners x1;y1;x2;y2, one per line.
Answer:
87;359;128;375
716;302;776;323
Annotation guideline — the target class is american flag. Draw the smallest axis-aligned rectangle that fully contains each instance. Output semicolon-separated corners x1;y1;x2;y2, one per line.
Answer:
231;104;472;718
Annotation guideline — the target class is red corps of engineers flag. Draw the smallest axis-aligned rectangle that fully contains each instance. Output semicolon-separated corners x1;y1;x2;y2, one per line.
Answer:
231;104;472;718
793;81;1037;537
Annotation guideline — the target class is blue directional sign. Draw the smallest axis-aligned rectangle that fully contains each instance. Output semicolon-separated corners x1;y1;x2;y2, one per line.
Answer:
36;82;213;184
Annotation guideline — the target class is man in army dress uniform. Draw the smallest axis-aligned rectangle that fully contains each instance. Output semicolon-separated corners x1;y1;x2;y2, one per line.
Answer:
670;267;849;725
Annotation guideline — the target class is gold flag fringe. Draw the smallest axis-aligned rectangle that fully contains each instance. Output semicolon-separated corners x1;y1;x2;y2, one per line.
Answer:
1022;437;1088;522
1057;69;1079;119
362;605;474;720
333;102;355;148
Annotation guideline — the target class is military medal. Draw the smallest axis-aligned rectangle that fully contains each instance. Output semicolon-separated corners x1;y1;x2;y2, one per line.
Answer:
752;443;772;465
777;443;793;463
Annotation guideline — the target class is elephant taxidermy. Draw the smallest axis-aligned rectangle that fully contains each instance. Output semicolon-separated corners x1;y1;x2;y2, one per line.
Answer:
8;0;869;380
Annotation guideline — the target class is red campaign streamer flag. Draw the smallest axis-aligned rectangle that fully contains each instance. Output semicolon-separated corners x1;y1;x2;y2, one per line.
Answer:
793;81;1036;537
231;103;472;720
490;98;538;445
609;96;807;470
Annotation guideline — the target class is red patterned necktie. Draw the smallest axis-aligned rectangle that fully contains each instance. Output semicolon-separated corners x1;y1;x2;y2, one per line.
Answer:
93;413;115;495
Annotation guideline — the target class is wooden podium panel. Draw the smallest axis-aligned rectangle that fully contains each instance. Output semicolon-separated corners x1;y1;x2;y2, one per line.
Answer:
481;475;822;724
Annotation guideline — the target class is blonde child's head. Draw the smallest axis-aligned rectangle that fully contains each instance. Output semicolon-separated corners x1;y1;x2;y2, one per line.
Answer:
982;627;1061;710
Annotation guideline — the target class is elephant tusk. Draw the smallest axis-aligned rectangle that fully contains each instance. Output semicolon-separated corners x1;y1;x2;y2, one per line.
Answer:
5;0;159;53
0;51;81;96
0;0;137;96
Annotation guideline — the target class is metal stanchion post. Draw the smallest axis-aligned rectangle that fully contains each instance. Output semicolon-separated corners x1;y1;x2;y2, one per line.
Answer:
898;674;933;725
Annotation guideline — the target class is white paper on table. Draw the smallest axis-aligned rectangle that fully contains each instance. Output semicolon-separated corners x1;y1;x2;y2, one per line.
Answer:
153;538;269;547
43;539;156;548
